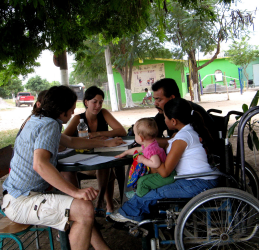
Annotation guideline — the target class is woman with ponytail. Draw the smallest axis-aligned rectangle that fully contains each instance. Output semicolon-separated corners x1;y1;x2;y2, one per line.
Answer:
109;98;218;223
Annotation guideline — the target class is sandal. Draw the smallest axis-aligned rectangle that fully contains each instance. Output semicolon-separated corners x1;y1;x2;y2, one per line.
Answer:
56;235;60;242
94;208;106;217
106;211;113;222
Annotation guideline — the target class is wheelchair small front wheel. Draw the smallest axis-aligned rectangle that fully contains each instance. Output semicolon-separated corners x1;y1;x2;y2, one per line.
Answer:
175;187;259;250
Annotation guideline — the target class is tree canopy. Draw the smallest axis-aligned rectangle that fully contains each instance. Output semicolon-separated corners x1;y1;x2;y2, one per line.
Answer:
226;37;259;81
164;0;255;101
25;75;50;95
0;77;23;98
0;0;153;81
73;37;108;87
0;0;234;83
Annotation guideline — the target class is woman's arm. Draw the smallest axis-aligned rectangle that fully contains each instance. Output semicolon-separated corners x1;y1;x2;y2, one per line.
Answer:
89;109;126;138
156;137;170;149
60;134;125;149
33;149;98;200
63;114;81;136
156;140;187;178
137;154;161;169
115;146;142;158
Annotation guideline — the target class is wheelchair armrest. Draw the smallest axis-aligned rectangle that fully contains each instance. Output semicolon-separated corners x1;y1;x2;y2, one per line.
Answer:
207;109;222;114
174;171;227;180
227;110;243;119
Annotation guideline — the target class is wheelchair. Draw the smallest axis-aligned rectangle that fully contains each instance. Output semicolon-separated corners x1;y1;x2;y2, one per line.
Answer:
121;107;259;250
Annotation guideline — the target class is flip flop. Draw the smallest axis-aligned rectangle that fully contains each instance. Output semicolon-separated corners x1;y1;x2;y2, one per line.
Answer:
94;208;106;217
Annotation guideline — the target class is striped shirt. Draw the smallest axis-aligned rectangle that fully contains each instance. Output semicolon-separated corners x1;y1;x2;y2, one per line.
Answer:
3;115;63;198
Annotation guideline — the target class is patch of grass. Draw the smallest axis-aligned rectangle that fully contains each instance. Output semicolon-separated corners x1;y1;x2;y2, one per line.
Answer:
0;129;19;148
0;125;132;149
0;99;15;111
4;99;15;107
76;101;85;109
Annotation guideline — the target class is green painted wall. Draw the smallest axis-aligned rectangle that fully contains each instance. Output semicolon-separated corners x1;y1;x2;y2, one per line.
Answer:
198;58;241;88
113;59;186;103
113;57;242;103
247;57;259;85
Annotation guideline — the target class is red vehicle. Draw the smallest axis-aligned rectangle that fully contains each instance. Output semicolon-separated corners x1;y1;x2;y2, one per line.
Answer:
15;92;35;107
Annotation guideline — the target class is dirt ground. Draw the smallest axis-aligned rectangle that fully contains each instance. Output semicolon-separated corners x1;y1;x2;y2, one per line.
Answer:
0;89;258;250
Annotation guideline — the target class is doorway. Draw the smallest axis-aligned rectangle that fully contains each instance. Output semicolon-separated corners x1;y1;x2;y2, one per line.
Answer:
253;64;259;86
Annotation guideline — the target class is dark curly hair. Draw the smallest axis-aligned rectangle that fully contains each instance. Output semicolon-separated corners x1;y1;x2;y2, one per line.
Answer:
83;86;104;108
32;86;77;120
152;78;180;98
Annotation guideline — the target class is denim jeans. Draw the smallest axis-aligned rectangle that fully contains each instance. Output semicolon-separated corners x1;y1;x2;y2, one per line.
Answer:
119;178;218;222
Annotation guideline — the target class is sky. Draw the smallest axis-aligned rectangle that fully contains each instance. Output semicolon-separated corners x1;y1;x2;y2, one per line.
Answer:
21;0;259;85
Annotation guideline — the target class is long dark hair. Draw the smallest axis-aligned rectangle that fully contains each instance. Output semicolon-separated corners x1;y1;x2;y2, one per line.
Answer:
164;98;214;163
32;86;77;119
83;86;104;108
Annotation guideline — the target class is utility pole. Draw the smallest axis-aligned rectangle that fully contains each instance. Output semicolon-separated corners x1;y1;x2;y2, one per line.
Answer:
53;50;69;86
105;46;118;111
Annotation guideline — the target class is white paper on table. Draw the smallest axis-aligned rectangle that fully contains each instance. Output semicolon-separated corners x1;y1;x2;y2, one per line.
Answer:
78;156;116;165
58;154;98;165
94;139;135;152
120;140;135;147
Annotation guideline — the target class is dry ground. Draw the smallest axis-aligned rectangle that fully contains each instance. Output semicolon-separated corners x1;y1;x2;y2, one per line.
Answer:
0;88;258;249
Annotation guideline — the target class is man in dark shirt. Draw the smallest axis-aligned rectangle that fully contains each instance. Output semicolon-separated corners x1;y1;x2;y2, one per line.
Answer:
152;78;217;144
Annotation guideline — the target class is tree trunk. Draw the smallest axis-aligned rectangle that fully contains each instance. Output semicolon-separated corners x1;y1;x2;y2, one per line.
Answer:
124;88;136;108
116;66;138;108
189;52;199;103
192;66;199;103
105;46;118;111
59;50;69;86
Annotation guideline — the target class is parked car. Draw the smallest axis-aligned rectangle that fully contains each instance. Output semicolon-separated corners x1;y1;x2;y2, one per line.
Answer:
15;92;35;107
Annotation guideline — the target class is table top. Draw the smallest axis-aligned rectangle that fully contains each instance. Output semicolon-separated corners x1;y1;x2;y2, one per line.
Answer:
57;136;135;172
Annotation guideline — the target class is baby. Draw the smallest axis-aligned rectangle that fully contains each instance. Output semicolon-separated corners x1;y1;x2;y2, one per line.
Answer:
124;118;176;198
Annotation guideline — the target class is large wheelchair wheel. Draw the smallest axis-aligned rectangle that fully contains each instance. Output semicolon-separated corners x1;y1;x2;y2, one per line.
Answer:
214;155;259;199
233;156;259;199
175;187;259;250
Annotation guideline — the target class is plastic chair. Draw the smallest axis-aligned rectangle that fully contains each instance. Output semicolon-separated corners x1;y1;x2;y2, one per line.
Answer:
0;145;54;250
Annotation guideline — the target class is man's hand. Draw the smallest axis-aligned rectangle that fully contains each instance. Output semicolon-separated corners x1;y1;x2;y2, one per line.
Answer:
137;155;145;164
105;137;126;147
74;187;99;201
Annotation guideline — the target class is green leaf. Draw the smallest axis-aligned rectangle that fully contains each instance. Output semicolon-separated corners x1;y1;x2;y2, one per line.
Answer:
247;133;253;151
33;0;38;8
247;131;259;151
235;115;241;121
228;120;239;138
242;104;248;113
250;90;259;108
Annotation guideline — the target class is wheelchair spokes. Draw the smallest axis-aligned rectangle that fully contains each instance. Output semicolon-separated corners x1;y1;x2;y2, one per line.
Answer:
175;188;259;250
